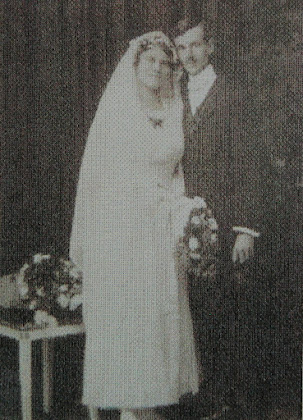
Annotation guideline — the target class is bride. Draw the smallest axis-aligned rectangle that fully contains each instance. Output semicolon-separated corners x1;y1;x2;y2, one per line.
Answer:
70;32;199;420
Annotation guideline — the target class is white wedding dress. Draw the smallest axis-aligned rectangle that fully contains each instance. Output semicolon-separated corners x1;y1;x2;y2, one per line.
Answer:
70;34;199;409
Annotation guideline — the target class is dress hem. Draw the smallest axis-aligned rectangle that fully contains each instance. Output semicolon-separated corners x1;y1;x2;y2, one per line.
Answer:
82;389;198;410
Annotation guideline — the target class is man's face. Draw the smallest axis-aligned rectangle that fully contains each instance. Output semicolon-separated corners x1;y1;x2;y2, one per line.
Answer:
175;24;213;76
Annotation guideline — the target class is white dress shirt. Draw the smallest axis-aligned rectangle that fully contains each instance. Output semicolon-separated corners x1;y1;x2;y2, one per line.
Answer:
187;65;260;238
188;64;217;115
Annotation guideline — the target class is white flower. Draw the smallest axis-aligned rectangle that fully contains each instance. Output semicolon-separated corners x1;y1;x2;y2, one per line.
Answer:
36;287;45;297
19;284;29;298
61;258;73;267
56;294;70;309
46;315;58;327
189;237;199;251
58;284;69;293
34;310;49;326
34;311;58;327
22;263;30;270
193;196;207;209
15;273;24;285
208;218;218;231
69;294;83;311
199;213;208;225
20;263;30;275
60;259;74;273
211;233;218;243
29;300;38;310
191;216;201;225
189;252;201;260
33;254;51;264
16;263;30;284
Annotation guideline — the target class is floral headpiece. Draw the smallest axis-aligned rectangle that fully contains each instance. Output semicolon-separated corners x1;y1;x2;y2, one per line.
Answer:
131;31;179;66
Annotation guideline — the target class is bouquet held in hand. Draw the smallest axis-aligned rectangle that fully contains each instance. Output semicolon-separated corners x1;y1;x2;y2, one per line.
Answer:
177;196;219;279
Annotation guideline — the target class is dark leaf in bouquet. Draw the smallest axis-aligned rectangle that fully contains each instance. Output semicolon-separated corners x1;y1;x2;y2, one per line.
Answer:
191;207;201;217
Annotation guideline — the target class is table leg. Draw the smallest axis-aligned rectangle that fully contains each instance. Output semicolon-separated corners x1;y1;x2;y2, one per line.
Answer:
88;406;99;420
19;339;32;420
42;338;54;413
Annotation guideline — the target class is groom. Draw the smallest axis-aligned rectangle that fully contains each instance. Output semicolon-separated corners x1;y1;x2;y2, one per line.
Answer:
174;16;265;419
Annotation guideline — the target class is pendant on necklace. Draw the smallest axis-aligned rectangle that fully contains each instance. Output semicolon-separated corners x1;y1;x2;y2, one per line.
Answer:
148;117;163;128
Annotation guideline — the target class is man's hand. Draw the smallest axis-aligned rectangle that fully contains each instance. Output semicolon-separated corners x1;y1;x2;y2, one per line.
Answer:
232;233;254;264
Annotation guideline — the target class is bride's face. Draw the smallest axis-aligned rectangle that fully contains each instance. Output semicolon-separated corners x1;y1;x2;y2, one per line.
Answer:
135;46;172;91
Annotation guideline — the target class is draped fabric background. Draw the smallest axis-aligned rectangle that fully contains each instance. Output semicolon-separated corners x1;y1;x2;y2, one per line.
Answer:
1;0;302;272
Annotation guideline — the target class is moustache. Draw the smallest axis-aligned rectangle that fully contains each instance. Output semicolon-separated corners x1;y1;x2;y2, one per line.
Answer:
185;58;197;65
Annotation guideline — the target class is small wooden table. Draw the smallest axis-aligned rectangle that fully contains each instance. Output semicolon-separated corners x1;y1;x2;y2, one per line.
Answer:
0;321;85;420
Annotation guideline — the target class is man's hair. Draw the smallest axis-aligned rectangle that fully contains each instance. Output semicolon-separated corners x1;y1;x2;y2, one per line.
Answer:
173;18;213;41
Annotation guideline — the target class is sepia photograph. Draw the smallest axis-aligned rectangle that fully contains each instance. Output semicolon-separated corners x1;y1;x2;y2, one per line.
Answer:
1;1;302;419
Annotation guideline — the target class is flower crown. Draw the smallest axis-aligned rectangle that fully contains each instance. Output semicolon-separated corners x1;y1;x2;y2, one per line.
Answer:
131;31;179;65
137;35;173;50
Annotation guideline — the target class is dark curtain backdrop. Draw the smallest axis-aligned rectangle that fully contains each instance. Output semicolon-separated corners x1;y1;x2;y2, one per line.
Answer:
2;0;302;273
1;0;188;271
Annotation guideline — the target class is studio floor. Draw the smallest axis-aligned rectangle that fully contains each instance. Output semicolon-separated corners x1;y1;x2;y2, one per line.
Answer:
0;336;300;420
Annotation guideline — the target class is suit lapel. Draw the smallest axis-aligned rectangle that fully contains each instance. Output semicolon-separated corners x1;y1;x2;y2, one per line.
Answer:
181;74;195;135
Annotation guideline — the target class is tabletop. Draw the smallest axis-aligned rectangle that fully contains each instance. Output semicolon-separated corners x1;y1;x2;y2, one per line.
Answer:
0;319;85;341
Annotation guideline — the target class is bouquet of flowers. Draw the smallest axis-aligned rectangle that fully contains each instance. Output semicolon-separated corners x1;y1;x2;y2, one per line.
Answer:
12;254;82;326
179;196;219;279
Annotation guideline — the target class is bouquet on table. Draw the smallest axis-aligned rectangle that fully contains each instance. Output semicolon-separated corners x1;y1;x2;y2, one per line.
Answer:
175;196;219;280
11;254;83;327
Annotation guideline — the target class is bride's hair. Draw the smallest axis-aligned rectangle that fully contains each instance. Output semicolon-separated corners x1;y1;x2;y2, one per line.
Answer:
133;39;175;68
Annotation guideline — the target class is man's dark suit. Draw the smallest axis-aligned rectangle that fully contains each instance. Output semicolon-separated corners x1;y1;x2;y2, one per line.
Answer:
182;74;263;232
181;73;267;413
257;85;302;413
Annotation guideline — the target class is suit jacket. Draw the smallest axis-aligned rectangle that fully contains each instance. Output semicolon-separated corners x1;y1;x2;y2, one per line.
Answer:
181;74;264;238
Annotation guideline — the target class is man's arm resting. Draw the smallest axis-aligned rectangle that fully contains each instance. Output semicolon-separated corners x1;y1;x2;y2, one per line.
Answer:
232;226;260;238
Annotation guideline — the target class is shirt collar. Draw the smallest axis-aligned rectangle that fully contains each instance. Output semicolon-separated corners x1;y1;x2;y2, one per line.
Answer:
188;64;216;92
